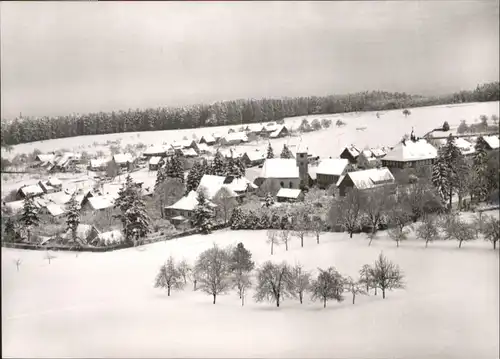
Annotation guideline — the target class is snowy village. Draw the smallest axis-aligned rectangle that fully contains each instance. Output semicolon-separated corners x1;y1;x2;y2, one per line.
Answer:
2;2;499;358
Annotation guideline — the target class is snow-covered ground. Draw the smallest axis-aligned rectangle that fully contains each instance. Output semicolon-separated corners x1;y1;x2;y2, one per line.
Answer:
2;101;499;161
3;211;499;358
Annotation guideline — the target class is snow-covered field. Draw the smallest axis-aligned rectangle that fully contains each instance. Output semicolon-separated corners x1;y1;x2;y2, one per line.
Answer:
3;211;499;358
3;101;499;161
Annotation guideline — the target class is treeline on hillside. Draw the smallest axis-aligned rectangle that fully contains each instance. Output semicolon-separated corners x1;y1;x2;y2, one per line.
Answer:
1;82;499;146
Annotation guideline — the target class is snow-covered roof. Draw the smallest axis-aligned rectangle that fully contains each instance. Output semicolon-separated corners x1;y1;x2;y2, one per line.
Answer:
97;230;124;245
200;134;216;143
244;149;266;162
341;167;395;190
90;158;109;168
383;139;438;162
342;145;361;158
222;132;248;143
167;191;200;211
197;143;211;153
259;159;299;179
223;177;257;193
171;215;188;221
276;188;302;199
197;175;227;199
483;135;500;150
149;156;163;165
86;196;114;210
246;123;265;132
2;200;24;215
45;203;65;217
20;184;44;197
181;148;198;157
308;167;317;180
143;145;168;155
45;191;72;206
269;125;287;138
33;197;48;208
453;138;475;155
47;177;62;186
101;183;123;200
212;132;222;139
369;147;387;158
36;154;55;163
63;224;99;241
316;158;349;176
113;153;134;164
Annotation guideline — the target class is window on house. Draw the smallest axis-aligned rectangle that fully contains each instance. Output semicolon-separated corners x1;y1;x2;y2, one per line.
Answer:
280;181;284;187
289;181;293;188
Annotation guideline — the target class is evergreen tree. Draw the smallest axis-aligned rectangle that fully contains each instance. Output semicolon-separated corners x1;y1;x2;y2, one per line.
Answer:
114;175;143;239
229;243;255;274
20;197;40;242
4;217;18;243
471;136;489;201
267;143;274;159
65;194;81;243
432;150;451;203
167;154;184;183
441;135;466;209
192;191;215;234
234;157;246;178
154;166;167;192
229;206;245;229
210;150;226;176
124;195;151;245
280;144;294;159
264;192;275;207
186;161;203;194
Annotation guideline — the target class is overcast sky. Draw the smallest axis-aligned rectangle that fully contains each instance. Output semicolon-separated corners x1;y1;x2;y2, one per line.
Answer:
1;1;498;119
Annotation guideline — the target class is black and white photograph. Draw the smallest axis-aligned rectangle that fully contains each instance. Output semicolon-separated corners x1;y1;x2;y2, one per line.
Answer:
1;1;499;358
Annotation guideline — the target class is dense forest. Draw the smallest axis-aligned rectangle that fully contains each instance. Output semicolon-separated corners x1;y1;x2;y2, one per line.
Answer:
1;82;498;146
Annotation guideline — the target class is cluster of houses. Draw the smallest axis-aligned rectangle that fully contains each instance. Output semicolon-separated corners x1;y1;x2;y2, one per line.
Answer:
33;152;83;173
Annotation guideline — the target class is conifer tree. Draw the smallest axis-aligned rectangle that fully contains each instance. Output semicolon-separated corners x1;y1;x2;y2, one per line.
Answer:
20;197;40;242
210;150;226;176
124;195;151;245
471;136;489;201
192;191;215;234
65;194;81;244
167;154;185;183
154;166;167;192
229;206;245;229
186;161;203;194
264;192;275;207
267;142;274;159
4;217;18;243
280;144;294;159
234;157;246;178
432;151;450;203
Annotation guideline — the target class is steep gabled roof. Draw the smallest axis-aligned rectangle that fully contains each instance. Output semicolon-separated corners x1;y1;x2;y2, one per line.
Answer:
86;196;114;210
149;156;163;165
244;149;266;162
167;191;203;211
223;177;258;193
341;145;361;158
259;159;299;179
90;158;109;168
269;125;287;138
383;139;437;162
342;167;395;190
200;134;216;143
19;184;44;197
276;188;302;199
197;175;227;199
483;135;500;150
316;158;349;176
45;203;65;216
113;153;134;164
143;145;168;155
222;132;249;143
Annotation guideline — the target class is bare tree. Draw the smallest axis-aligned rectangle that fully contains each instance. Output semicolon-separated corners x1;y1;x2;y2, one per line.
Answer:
329;188;362;238
359;264;376;295
194;244;232;304
287;263;311;304
471;212;485;239
14;258;22;272
387;193;413;247
310;267;345;308
441;214;476;248
416;215;440;247
481;215;500;249
213;187;238;224
292;207;311;248
254;261;292;308
361;187;391;245
177;259;192;285
310;217;325;244
44;250;56;264
344;276;367;304
267;230;280;255
366;231;378;247
232;272;252;306
371;253;405;299
154;256;184;296
279;229;291;251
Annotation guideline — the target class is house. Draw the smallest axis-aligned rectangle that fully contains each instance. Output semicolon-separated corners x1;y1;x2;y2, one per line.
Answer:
112;153;134;169
336;167;396;197
253;158;301;190
165;190;217;227
143;145;168;158
178;147;198;158
199;134;216;146
276;188;304;203
148;156;164;171
48;152;81;173
454;138;476;157
92;230;124;247
241;150;266;167
80;195;114;212
196;143;212;154
269;125;289;139
16;184;45;199
482;135;500;150
171;139;199;153
381;138;438;172
340;145;361;164
35;153;56;164
38;181;56;194
89;158;109;171
223;176;258;197
43;203;66;217
245;123;266;135
44;191;73;207
220;132;249;146
2;200;25;217
197;175;237;200
315;158;349;189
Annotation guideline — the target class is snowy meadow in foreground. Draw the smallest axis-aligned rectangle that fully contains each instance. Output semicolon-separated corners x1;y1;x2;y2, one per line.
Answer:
2;224;499;358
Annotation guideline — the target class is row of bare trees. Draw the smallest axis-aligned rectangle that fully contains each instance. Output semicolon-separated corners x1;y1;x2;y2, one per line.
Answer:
154;244;405;308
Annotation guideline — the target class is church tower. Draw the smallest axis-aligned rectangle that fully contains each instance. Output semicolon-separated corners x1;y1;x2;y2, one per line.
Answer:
296;147;309;187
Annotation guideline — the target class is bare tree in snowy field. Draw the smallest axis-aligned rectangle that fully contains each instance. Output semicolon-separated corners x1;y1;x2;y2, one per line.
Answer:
329;188;362;238
254;261;292;308
267;230;280;255
371;253;405;299
154;256;184;296
280;229;292;251
387;193;413;247
232;271;252;306
344;276;367;304
361;187;391;245
194;244;232;304
359;264;376;295
481;215;500;249
292;206;311;248
441;214;476;248
44;250;56;264
177;259;192;285
416;214;440;248
366;231;378;247
310;267;345;308
309;216;326;244
287;263;311;304
229;243;255;299
14;258;22;272
471;212;486;239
